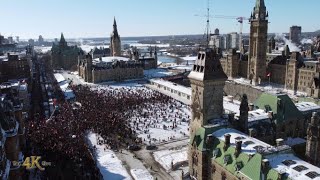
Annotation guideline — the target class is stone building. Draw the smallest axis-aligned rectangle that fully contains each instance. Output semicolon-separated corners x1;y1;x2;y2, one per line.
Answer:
131;46;158;70
0;53;30;83
51;33;82;70
78;54;143;83
110;18;121;57
218;0;320;98
247;0;268;85
306;112;320;166
0;82;27;180
188;47;229;179
187;48;320;180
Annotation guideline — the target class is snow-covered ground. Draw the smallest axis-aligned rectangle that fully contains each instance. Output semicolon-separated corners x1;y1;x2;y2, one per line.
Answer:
91;83;191;145
129;99;190;145
153;146;188;171
87;133;132;180
130;169;153;180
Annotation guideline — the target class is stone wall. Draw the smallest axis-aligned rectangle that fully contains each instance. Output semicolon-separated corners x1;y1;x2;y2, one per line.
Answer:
223;81;263;103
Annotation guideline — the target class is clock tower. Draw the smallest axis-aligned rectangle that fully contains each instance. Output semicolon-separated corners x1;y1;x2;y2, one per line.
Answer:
247;0;268;85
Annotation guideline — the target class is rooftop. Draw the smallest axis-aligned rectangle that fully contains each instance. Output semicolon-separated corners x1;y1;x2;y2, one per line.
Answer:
212;128;320;180
295;102;320;112
266;153;320;180
93;56;130;63
150;78;191;95
212;128;277;155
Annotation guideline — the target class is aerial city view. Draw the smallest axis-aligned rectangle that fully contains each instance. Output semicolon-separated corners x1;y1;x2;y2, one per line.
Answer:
1;0;320;179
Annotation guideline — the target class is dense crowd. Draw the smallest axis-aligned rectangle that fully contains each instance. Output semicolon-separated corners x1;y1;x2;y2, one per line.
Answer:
26;84;174;179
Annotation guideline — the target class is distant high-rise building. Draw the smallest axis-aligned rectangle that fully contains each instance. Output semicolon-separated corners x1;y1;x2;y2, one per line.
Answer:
230;32;239;49
224;32;239;50
15;36;19;43
110;17;121;56
290;26;302;45
0;35;4;45
54;38;58;45
7;36;13;44
38;35;44;45
214;28;219;35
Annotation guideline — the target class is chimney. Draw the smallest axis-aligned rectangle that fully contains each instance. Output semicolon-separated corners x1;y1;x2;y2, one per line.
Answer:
249;128;256;137
276;138;284;147
249;103;254;111
234;140;242;157
223;134;231;151
267;111;273;119
206;134;214;147
261;159;270;171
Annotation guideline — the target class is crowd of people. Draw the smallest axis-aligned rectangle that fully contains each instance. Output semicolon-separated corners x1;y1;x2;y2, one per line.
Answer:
27;83;186;179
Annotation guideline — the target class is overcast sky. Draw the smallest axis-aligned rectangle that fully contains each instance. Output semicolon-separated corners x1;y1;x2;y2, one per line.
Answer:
0;0;319;39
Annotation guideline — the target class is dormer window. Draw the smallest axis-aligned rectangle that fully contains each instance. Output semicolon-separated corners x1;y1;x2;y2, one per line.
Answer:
201;53;205;60
198;53;201;60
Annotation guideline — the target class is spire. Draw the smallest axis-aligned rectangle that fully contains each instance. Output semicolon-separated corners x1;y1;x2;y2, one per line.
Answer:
59;33;67;47
60;33;65;43
256;0;265;8
112;17;119;38
113;17;117;28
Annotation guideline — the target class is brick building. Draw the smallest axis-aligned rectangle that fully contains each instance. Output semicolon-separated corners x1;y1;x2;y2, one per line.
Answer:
0;53;31;83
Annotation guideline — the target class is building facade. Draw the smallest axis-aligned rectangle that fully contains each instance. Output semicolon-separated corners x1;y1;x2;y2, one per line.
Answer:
290;26;302;45
51;33;82;70
0;53;31;83
188;47;228;180
218;0;320;98
78;54;144;83
247;0;268;85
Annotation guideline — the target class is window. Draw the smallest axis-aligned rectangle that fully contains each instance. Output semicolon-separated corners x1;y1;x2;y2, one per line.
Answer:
223;155;232;165
235;161;243;171
235;136;245;140
282;160;296;166
213;148;220;158
244;141;254;145
305;171;320;179
293;165;308;172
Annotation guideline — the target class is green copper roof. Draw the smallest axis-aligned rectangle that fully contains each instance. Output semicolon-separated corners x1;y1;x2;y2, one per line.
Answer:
239;153;262;180
214;141;250;174
254;93;303;124
190;126;221;151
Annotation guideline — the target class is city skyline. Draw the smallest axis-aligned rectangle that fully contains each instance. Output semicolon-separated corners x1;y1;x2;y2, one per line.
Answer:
0;0;319;39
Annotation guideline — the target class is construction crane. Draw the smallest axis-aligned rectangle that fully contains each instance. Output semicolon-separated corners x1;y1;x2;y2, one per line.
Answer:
194;14;250;50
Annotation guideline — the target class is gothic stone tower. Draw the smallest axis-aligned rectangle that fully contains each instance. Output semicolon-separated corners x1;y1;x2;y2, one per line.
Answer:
306;112;320;166
188;48;227;179
85;53;93;83
247;0;268;85
110;17;121;57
